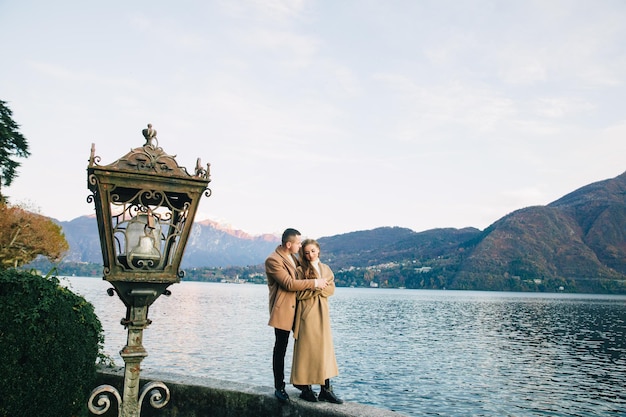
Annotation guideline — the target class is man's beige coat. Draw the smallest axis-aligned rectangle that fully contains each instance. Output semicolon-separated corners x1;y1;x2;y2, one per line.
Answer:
266;246;317;331
290;262;339;385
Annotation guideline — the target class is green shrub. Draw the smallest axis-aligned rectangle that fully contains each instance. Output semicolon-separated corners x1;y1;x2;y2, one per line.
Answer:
0;270;104;417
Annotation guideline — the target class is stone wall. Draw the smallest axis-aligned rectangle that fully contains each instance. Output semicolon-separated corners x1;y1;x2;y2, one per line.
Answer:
95;367;406;417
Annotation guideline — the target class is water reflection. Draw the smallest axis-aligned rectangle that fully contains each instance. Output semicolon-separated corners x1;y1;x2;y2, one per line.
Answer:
65;278;626;417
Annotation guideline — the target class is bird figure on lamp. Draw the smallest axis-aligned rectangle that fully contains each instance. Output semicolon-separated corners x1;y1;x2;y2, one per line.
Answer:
142;123;157;146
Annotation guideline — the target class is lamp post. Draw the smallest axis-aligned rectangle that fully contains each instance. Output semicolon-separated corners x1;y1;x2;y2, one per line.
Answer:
86;125;211;417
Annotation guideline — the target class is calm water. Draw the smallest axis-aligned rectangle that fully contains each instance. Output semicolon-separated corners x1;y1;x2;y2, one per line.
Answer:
64;277;626;417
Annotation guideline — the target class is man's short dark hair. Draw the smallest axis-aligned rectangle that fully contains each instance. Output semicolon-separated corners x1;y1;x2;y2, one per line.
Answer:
281;228;301;245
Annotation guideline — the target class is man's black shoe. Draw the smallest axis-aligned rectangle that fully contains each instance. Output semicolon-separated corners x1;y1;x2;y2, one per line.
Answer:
274;387;290;403
293;384;308;391
319;386;344;404
299;387;318;402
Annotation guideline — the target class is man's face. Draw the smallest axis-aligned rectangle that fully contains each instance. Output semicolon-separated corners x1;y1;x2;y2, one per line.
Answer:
286;236;302;254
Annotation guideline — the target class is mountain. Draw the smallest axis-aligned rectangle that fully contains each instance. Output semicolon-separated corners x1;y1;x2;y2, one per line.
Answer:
51;171;626;293
318;226;481;269
454;172;626;287
315;172;626;293
60;215;103;264
549;175;626;274
455;205;622;286
183;219;278;267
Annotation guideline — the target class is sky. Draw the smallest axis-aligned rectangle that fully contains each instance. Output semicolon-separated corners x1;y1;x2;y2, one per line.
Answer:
1;1;626;239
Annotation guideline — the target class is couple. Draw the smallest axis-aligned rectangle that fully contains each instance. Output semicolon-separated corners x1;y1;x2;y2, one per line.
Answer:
265;228;343;404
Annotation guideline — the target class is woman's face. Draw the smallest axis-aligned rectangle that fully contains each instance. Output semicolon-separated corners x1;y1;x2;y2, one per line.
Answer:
303;243;320;262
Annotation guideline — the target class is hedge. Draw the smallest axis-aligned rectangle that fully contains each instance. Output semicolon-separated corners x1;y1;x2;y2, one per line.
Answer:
0;270;104;417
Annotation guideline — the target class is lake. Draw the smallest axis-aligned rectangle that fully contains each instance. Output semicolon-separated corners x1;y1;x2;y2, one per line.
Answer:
65;277;626;416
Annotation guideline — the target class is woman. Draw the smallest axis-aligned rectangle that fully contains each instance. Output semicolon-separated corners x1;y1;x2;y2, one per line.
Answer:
290;239;343;404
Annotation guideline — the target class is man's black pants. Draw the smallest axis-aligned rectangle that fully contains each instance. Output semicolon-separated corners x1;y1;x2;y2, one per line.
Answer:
273;328;290;390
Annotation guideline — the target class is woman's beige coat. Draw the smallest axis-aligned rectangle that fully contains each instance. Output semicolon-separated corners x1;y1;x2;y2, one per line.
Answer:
290;261;339;385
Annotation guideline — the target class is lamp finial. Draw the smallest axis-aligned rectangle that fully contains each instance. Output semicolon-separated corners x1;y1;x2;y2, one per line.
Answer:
142;123;157;146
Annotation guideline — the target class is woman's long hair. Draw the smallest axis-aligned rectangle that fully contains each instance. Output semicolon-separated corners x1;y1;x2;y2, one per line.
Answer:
299;238;321;280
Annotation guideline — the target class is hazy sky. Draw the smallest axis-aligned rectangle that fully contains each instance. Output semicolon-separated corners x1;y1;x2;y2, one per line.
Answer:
2;1;625;238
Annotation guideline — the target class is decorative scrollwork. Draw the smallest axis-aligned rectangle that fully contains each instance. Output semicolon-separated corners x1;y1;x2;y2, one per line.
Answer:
107;143;190;177
140;190;166;206
88;384;122;416
88;381;170;416
138;381;171;414
88;173;99;187
204;188;212;198
89;143;102;167
133;258;157;269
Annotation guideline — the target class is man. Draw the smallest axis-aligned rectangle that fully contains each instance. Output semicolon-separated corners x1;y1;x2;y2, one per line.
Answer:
266;228;328;403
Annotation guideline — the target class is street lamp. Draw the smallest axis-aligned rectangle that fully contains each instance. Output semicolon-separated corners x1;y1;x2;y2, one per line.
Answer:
86;125;211;417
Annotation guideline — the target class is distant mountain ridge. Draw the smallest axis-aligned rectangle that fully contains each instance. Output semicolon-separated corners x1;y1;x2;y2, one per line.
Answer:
59;215;279;268
54;171;626;293
195;219;277;242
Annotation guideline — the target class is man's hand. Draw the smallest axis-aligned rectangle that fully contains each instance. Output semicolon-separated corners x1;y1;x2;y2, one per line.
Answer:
315;279;328;289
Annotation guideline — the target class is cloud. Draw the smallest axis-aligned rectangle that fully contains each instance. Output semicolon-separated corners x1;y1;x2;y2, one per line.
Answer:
219;0;309;22
29;61;139;89
3;0;626;238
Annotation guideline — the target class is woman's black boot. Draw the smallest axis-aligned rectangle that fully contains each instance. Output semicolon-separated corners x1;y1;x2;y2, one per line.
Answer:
299;385;318;402
319;379;343;404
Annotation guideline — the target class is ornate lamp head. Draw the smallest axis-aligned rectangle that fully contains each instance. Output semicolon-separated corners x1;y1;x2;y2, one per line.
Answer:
87;125;211;290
